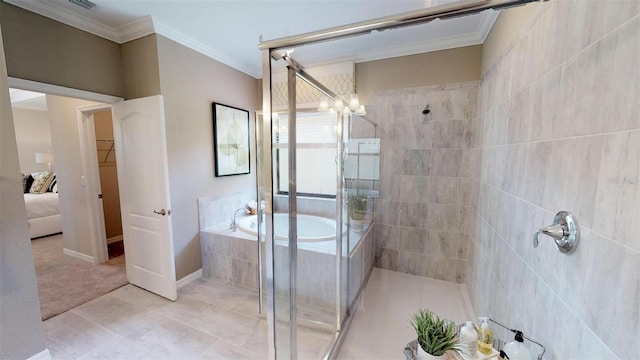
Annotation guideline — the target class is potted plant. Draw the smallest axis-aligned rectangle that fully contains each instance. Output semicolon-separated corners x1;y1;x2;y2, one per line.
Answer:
348;192;368;221
409;309;459;360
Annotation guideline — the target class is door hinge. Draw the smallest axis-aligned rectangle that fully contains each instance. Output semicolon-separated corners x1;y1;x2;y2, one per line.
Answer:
98;193;103;199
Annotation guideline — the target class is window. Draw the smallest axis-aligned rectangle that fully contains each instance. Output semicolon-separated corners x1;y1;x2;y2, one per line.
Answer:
274;112;337;197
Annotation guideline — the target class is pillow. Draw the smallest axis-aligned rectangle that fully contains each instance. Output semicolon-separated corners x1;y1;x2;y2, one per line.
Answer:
23;174;34;194
30;171;55;194
21;173;27;192
47;175;57;193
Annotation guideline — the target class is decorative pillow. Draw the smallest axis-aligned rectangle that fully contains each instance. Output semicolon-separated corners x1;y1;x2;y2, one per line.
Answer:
30;171;55;194
47;175;57;192
21;173;27;192
24;174;35;194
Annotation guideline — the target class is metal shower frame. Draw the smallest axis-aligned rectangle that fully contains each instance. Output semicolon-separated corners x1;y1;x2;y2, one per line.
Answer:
257;0;544;358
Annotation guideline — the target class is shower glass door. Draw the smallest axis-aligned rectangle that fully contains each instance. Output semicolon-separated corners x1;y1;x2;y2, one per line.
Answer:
260;50;348;359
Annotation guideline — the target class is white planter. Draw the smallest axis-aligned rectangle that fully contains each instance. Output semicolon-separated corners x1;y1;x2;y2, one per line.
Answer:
416;345;446;360
350;218;365;233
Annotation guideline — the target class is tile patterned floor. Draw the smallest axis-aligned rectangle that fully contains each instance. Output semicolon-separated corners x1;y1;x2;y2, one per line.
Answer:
44;278;331;360
44;269;474;359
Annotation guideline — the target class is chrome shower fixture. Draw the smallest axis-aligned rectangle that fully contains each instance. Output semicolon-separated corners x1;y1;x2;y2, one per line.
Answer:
422;104;431;122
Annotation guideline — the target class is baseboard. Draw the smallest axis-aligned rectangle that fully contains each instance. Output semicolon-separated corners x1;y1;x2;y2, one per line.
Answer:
176;268;202;289
107;235;124;244
63;248;94;263
28;348;51;360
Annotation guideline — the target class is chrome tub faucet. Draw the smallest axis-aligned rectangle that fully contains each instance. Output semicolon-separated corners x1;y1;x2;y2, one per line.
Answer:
230;208;249;231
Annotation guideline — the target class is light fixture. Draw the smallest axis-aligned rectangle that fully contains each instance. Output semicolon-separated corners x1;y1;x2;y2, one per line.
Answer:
35;152;54;171
348;94;360;111
317;93;365;116
68;0;96;9
317;98;329;112
333;98;344;112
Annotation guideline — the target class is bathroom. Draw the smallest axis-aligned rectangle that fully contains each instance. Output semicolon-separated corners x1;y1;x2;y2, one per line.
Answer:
195;0;639;359
1;0;637;359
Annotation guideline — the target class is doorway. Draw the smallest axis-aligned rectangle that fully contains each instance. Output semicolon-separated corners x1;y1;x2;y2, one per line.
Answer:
92;109;124;259
10;88;129;320
77;104;125;264
10;77;179;304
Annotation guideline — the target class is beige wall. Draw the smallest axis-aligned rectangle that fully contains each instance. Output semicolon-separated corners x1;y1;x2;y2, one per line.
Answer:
355;45;482;104
12;107;53;174
94;110;122;240
121;35;161;100
469;1;640;358
155;35;260;279
0;25;47;360
47;95;102;256
480;3;544;74
0;2;124;97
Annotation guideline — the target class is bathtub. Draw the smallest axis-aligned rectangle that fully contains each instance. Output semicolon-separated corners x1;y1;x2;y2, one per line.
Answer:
237;213;340;242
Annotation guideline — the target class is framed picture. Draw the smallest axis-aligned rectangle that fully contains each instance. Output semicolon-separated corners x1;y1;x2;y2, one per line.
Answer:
212;102;250;177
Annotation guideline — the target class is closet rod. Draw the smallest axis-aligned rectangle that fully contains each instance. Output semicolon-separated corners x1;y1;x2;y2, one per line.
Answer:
95;139;115;163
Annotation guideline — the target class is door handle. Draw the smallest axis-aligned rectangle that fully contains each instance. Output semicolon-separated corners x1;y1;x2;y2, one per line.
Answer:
153;209;171;216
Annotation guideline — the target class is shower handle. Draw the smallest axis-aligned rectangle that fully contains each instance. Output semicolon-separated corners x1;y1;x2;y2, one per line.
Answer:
533;211;579;254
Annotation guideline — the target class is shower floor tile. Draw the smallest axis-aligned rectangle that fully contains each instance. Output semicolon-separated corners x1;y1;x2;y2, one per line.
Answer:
337;268;476;360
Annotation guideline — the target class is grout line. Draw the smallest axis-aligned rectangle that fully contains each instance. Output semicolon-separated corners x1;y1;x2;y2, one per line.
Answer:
478;128;640;149
473;208;622;356
472;176;639;254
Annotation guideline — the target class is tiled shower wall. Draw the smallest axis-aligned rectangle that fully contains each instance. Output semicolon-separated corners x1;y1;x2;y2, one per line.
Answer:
467;2;639;359
372;82;477;283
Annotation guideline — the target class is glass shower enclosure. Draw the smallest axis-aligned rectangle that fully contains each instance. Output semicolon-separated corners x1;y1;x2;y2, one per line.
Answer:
256;50;379;359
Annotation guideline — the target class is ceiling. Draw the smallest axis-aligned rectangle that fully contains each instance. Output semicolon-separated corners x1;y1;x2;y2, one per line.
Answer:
5;0;499;78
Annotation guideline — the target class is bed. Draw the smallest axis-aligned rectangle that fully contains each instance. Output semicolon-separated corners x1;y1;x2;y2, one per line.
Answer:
24;193;62;239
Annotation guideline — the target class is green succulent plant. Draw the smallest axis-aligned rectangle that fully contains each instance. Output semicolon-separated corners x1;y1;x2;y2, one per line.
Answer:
409;309;460;356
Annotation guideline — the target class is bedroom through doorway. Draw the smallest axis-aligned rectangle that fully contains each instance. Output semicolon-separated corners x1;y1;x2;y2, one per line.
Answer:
10;88;128;320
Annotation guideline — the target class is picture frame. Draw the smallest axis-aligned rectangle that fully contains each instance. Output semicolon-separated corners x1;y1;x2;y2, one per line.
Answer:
212;102;250;177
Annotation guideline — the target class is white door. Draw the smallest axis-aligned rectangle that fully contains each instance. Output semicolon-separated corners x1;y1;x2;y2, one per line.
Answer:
112;95;177;301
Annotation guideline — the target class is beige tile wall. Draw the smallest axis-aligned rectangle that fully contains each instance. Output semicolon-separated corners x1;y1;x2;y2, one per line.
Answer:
372;82;478;283
467;1;639;358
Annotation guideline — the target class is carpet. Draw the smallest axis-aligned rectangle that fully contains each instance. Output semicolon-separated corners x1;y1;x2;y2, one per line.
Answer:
31;234;128;320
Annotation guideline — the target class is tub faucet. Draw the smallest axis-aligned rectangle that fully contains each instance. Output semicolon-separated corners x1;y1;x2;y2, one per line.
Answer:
230;208;249;231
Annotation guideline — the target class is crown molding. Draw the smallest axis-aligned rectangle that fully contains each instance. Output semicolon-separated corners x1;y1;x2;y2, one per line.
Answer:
151;18;260;78
4;0;120;42
353;11;498;64
261;31;484;79
4;0;498;80
271;11;498;74
117;15;155;43
4;0;259;77
476;9;500;43
353;32;482;64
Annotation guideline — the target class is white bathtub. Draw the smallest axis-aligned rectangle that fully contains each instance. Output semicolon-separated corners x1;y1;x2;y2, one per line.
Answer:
237;213;339;242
